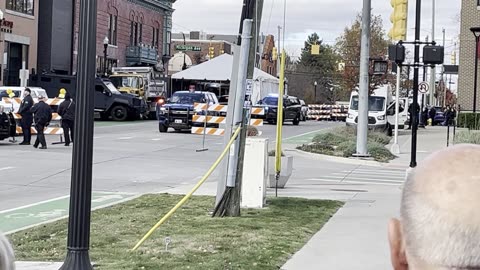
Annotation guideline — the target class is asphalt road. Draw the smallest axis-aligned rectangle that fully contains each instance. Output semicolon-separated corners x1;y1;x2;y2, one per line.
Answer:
0;120;341;212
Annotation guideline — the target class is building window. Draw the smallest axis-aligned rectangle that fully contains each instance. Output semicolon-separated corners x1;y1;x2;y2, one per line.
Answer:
139;24;143;43
108;14;118;46
96;57;117;75
6;0;34;15
130;22;139;46
152;27;159;47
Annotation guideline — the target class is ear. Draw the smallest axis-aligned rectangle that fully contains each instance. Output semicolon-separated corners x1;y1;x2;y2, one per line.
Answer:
388;218;408;270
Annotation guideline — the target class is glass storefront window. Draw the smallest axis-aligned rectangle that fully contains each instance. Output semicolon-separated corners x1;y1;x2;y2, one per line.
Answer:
6;0;34;15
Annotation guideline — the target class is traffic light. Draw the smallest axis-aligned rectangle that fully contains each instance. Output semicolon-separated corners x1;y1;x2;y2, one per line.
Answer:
311;44;320;55
451;51;457;65
272;47;278;61
388;0;408;41
208;47;215;59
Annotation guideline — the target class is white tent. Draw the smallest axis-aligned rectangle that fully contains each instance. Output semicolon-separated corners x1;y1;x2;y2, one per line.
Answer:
172;54;279;104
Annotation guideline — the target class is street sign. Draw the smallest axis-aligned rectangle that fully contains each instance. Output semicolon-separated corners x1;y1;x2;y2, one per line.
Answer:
246;79;253;95
175;45;202;52
419;82;429;94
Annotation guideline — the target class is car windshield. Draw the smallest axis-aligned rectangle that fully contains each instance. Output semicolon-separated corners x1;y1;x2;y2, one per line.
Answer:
262;96;278;106
169;93;205;104
110;76;140;89
31;89;48;99
350;96;386;112
104;82;122;95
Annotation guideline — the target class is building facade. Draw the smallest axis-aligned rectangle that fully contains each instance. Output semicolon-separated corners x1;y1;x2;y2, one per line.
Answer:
73;0;175;75
0;0;39;86
458;0;480;111
37;0;174;76
260;35;277;76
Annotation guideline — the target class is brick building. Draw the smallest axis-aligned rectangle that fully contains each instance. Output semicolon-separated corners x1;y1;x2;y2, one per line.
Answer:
38;0;175;76
0;0;39;86
260;34;277;76
458;0;480;111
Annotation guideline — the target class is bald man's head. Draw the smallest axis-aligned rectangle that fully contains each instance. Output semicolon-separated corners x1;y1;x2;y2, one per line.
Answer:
389;144;480;270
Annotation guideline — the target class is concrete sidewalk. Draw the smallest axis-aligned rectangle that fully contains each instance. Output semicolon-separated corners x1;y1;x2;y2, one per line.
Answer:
282;126;450;270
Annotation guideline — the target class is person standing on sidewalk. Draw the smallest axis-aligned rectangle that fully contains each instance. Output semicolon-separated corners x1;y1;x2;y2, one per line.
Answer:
57;93;75;146
0;231;15;270
31;95;52;149
389;144;480;270
17;88;34;145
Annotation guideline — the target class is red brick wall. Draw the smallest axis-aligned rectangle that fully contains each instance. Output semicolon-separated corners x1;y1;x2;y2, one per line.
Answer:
73;0;166;74
261;35;277;76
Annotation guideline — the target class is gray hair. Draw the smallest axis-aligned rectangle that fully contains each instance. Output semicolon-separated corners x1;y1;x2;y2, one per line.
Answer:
0;232;15;270
401;170;480;269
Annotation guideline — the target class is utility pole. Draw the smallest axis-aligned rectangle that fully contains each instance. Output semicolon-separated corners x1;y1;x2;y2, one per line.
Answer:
429;0;436;106
355;0;371;157
441;28;446;106
59;0;97;269
214;0;264;217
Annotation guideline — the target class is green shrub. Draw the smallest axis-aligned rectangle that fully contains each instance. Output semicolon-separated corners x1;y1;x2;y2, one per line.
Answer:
457;113;480;130
312;132;349;146
336;141;356;157
367;131;391;145
297;144;335;156
368;142;396;162
454;131;480;145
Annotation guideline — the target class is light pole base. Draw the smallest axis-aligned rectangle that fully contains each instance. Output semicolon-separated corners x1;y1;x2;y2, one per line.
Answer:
390;143;401;155
352;153;371;158
59;250;93;270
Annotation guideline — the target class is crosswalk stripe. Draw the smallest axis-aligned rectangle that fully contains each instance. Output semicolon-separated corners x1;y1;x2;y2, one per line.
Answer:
307;178;403;186
334;172;405;179
309;176;404;183
348;169;406;175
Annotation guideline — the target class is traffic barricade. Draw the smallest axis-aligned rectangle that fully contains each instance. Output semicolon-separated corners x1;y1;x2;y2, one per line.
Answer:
191;103;264;136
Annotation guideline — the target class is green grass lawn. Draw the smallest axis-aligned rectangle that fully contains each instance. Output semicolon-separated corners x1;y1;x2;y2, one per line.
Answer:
11;194;342;270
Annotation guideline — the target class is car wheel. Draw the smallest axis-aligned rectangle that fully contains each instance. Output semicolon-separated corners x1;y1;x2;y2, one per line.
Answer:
159;123;169;133
110;105;128;121
293;115;300;126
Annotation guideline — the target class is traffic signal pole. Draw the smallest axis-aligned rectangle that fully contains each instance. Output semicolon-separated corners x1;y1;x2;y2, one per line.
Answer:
410;0;422;168
355;0;371;157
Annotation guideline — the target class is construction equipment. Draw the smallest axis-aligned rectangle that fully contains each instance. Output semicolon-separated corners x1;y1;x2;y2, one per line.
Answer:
110;66;167;119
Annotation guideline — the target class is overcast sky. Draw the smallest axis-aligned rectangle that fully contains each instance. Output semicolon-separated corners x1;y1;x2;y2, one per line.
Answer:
172;0;461;62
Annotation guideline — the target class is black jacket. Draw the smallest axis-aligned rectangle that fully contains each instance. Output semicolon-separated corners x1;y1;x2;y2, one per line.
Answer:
58;100;75;121
18;95;34;119
31;101;52;126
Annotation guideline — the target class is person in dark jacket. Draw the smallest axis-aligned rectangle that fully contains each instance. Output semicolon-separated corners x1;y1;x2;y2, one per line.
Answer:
31;95;52;149
57;93;75;146
17;88;34;145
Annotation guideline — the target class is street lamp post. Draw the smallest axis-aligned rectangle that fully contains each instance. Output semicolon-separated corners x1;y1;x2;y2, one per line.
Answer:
103;36;109;76
470;27;480;113
181;32;187;70
314;81;317;103
60;0;97;268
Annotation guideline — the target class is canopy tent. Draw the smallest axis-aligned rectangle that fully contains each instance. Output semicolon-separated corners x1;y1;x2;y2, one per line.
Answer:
171;54;279;104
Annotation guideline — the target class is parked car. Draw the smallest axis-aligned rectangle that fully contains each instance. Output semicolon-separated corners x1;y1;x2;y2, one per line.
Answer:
157;91;219;133
299;99;308;121
256;94;302;125
433;106;445;125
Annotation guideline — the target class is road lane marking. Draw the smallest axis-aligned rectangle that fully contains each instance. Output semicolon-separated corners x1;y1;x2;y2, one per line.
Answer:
0;192;138;234
118;137;134;140
0;167;15;172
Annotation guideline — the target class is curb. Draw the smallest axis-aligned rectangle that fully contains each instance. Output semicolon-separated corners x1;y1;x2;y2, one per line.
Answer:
291;148;387;167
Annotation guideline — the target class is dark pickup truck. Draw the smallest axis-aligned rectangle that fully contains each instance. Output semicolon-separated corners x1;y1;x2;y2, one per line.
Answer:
157;91;219;133
29;74;147;121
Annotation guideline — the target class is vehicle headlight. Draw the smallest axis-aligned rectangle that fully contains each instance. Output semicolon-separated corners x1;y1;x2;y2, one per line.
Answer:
157;107;166;115
348;113;354;119
265;106;269;111
377;115;386;120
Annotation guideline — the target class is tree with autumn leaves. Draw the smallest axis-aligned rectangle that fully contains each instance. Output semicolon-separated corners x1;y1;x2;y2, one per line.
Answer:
286;13;392;103
335;14;391;96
